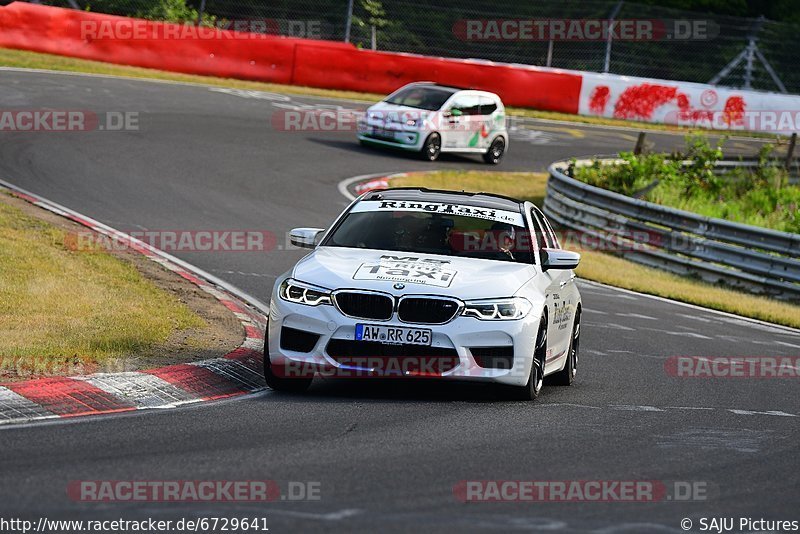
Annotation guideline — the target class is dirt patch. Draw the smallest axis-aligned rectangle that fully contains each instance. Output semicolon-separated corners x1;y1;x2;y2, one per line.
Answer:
0;191;246;380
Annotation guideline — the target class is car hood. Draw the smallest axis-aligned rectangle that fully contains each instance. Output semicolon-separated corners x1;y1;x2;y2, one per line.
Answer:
292;247;535;300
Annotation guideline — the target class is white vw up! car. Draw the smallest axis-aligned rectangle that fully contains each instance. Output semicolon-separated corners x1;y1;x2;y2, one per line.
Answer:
357;82;508;164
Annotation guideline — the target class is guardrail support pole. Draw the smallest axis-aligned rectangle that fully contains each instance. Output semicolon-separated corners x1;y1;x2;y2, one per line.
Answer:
603;1;624;73
785;132;797;170
196;0;206;26
344;0;354;43
634;132;646;155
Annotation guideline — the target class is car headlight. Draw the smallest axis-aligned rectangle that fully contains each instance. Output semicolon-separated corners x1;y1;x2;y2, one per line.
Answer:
279;278;332;306
462;297;532;320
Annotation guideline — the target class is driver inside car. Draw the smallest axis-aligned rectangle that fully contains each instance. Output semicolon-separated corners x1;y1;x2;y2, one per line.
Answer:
490;222;517;261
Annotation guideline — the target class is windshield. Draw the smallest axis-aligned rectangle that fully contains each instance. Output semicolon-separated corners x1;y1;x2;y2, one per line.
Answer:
322;201;532;263
384;86;456;111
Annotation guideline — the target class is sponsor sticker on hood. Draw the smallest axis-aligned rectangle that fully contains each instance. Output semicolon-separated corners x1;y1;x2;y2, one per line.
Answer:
353;255;457;288
351;200;524;225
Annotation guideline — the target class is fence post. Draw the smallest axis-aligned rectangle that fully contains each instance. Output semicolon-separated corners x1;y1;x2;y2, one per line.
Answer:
196;0;206;26
634;132;646;155
603;1;624;73
344;0;354;43
785;132;797;170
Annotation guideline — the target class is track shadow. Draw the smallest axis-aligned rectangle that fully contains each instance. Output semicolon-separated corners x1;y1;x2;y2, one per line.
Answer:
305;137;489;165
257;376;554;404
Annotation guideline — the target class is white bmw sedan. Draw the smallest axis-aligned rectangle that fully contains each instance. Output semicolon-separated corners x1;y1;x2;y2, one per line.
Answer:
265;189;581;400
356;82;509;164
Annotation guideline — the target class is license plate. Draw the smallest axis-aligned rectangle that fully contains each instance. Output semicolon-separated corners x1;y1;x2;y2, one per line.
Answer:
371;127;395;140
355;324;432;346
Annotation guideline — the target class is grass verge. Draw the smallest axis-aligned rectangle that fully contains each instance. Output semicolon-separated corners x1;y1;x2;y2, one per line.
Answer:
0;47;777;138
0;191;238;381
0;47;384;102
388;170;800;329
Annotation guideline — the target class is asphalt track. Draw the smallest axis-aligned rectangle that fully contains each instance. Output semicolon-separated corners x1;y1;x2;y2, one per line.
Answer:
0;70;798;533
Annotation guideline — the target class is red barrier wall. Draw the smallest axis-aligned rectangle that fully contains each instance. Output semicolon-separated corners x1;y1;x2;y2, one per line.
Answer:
293;44;581;113
0;2;316;84
0;2;582;113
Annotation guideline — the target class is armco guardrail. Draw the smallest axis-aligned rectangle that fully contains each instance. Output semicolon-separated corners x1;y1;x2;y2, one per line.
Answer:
544;158;800;300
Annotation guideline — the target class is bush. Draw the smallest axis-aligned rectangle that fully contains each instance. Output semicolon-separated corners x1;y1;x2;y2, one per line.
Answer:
137;0;217;26
572;152;681;197
573;136;800;233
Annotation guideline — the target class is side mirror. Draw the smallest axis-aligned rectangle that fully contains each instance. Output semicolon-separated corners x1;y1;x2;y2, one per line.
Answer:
290;228;325;249
449;108;463;117
540;248;580;271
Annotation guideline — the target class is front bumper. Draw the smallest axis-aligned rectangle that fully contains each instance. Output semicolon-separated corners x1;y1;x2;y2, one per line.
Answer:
268;294;540;387
357;120;424;151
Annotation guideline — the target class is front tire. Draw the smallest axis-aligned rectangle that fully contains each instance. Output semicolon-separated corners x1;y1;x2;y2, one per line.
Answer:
550;309;580;386
505;315;547;401
263;334;313;393
482;137;505;164
420;133;441;161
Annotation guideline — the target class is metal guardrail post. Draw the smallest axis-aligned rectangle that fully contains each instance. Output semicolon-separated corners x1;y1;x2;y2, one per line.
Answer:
786;133;797;170
196;0;207;26
633;132;646;155
344;0;354;43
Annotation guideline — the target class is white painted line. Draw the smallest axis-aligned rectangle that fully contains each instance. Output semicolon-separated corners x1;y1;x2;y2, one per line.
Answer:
614;312;657;320
538;402;602;409
728;409;797;417
606;293;640;301
584;349;606;356
609;405;665;412
664;330;713;339
665;331;713;340
577;279;800;336
677;313;716;323
337;172;399;201
605;323;636;331
267;508;363;521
